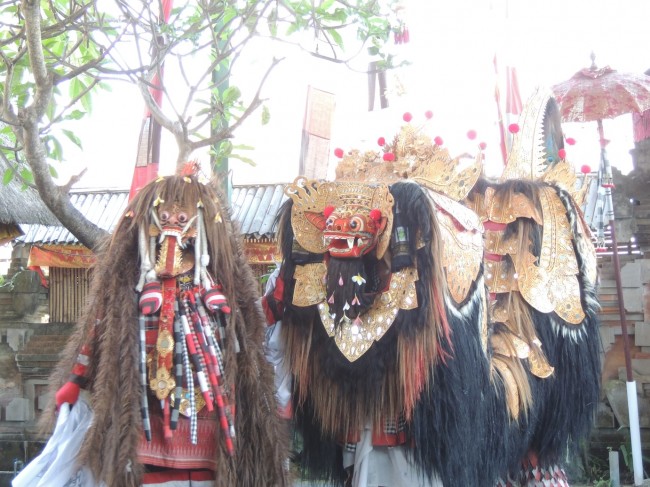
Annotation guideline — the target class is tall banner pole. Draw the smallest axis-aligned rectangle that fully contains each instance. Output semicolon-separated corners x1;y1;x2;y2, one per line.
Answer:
128;0;173;202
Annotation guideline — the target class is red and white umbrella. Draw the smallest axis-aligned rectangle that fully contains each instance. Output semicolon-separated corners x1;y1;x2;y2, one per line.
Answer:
553;65;650;124
552;57;650;486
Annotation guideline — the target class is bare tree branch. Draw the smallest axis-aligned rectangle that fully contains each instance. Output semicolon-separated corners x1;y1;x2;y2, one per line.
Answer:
188;56;283;153
14;0;108;249
21;0;53;119
1;0;393;247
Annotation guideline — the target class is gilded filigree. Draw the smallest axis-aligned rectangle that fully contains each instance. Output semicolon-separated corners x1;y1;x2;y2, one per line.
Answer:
500;86;553;182
482;187;542;225
484;259;518;294
528;345;554;379
285;178;336;254
426;190;483;303
292;263;327;307
318;267;419;362
484;230;519;256
335;124;483;202
516;187;585;324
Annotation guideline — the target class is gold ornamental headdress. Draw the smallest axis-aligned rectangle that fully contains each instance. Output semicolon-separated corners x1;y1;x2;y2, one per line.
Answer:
333;111;484;202
500;86;592;206
486;87;598;321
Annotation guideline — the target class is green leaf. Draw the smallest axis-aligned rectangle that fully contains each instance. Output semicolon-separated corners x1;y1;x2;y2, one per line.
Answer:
222;6;237;26
329;29;344;49
285;23;300;36
261;105;270;125
44;135;63;161
233;144;254;151
69;77;83;100
267;6;278;37
330;8;348;23
80;93;92;112
48;164;59;178
20;167;34;185
46;101;56;123
222;86;241;105
62;129;83;149
67;110;86;120
230;154;256;166
2;168;14;185
319;0;336;12
216;140;233;158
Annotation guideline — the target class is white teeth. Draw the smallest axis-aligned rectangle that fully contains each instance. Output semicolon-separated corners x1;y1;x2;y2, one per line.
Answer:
347;237;355;249
159;230;185;248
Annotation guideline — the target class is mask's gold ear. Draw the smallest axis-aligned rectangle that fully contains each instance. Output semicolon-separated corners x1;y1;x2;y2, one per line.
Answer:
369;185;394;260
285;177;331;255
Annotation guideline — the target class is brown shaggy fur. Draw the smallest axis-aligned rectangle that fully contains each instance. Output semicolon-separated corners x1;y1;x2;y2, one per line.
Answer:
44;175;289;486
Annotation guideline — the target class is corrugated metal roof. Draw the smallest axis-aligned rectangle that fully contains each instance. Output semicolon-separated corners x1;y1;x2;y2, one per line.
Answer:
19;190;129;244
231;184;288;239
18;183;289;245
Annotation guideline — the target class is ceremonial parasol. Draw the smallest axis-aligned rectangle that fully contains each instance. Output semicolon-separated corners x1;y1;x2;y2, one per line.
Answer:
552;55;650;486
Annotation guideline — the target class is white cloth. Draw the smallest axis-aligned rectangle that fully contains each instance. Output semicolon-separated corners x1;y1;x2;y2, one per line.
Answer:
263;267;292;411
13;394;103;487
342;426;443;487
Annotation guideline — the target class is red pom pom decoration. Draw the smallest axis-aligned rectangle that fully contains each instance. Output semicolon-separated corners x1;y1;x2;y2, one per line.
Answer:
323;205;335;219
467;130;477;140
334;147;344;158
369;209;382;222
580;164;591;174
383;152;395;162
424;110;433;120
403;112;413;122
558;148;566;160
139;281;163;315
479;142;487;150
566;137;576;145
508;123;520;134
434;136;444;146
180;160;201;177
377;137;386;146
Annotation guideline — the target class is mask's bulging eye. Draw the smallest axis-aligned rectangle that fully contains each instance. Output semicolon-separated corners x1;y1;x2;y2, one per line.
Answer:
160;211;170;223
350;216;365;232
326;217;335;229
178;212;189;224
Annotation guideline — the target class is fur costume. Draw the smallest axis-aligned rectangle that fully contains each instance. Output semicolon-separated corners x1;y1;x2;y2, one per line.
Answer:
267;89;601;487
45;173;289;487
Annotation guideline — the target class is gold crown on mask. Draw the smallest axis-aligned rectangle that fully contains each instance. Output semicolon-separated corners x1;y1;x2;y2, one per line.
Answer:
334;114;483;202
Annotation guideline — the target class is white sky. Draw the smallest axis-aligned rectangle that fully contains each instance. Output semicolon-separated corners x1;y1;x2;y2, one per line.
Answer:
61;0;650;189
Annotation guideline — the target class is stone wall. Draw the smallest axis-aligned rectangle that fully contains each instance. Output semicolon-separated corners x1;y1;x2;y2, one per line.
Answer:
0;250;59;480
591;255;650;469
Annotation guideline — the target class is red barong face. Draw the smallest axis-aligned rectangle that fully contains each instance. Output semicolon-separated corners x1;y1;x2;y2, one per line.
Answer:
286;178;394;260
323;207;385;258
